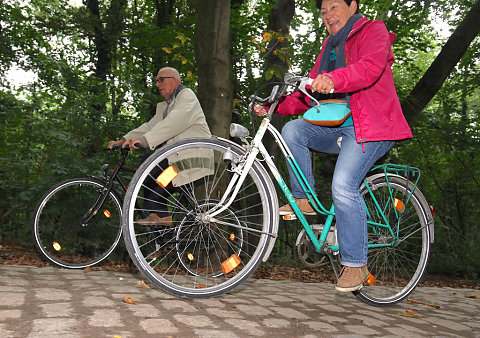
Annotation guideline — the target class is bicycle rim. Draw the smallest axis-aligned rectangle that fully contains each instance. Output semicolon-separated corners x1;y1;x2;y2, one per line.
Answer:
123;138;275;298
32;178;123;269
355;175;431;305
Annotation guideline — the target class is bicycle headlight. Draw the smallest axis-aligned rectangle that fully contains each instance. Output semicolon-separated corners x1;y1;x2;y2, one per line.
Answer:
230;123;250;139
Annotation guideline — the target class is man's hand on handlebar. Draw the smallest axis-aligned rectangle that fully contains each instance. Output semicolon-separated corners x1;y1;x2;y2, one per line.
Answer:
107;139;125;149
123;139;141;150
108;138;142;151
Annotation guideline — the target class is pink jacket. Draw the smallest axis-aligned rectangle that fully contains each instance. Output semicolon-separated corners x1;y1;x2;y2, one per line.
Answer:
276;17;412;143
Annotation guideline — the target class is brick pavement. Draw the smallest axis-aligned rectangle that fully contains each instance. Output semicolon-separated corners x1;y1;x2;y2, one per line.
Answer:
0;265;479;337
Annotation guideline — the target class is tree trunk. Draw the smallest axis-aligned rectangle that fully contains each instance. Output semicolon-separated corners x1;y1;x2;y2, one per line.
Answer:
264;0;295;154
195;0;233;138
86;0;127;117
401;0;480;123
152;0;175;70
265;0;295;84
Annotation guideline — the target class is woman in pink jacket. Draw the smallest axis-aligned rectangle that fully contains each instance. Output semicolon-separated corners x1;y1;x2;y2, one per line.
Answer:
257;0;412;292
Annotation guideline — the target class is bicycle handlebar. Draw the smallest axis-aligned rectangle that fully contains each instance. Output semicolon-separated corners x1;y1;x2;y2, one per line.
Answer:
248;74;313;116
108;143;142;151
249;74;336;116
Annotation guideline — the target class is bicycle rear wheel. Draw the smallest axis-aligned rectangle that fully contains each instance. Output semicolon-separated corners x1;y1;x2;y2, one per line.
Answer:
32;178;123;269
122;137;277;298
355;174;432;306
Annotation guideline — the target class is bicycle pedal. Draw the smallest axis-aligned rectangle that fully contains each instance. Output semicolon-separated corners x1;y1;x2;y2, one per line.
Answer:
365;272;376;286
282;214;297;221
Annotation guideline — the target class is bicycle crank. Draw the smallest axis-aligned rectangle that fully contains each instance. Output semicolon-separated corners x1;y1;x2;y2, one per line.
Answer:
295;224;335;268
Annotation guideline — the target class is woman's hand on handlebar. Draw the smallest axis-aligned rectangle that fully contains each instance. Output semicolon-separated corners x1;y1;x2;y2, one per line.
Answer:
254;104;268;117
311;74;335;94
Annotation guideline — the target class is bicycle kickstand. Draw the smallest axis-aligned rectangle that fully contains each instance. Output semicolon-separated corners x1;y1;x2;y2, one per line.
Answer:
326;251;341;279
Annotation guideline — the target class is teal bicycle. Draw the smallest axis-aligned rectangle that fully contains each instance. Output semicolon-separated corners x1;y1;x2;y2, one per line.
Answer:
121;74;434;306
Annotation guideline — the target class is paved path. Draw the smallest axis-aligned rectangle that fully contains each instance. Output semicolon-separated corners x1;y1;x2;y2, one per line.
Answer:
0;265;479;337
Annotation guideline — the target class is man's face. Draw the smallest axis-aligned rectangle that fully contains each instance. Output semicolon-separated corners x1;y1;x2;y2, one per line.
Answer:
320;0;357;35
155;70;180;99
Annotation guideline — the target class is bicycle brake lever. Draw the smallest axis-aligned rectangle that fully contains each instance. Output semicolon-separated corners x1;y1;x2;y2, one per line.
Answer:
298;78;334;106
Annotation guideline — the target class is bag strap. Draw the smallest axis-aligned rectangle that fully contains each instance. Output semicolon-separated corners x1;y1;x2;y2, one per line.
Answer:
318;98;347;104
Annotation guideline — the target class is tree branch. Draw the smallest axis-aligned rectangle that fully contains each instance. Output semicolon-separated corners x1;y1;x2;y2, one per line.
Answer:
401;0;480;123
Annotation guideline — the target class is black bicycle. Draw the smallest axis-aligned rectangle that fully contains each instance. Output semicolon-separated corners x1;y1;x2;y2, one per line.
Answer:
32;145;139;269
31;145;223;271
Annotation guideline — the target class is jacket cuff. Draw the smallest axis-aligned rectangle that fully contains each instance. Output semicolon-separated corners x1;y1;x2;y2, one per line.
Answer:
139;136;149;149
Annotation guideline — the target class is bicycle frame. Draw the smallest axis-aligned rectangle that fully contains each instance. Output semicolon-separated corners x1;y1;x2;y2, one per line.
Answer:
80;148;136;224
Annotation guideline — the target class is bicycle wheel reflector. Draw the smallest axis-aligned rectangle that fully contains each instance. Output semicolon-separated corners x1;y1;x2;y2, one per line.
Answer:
156;166;178;188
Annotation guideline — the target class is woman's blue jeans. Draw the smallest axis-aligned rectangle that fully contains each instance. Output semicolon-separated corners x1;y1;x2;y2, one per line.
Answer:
281;118;395;267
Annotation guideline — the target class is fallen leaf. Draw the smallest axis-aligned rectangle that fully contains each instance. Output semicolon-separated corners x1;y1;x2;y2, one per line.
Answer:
465;294;479;299
195;284;206;289
398;309;419;318
407;298;441;309
123;295;137;305
137;280;150;288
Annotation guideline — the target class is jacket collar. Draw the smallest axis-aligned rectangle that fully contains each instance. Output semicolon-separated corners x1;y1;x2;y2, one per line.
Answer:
166;84;185;104
323;16;369;47
347;16;370;40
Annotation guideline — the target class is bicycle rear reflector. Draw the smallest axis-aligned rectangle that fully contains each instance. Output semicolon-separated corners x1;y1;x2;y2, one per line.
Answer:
103;209;111;218
221;254;241;274
52;242;61;251
393;198;405;212
156;166;178;188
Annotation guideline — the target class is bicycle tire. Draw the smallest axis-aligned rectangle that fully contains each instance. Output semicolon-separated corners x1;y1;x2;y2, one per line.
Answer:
354;174;431;306
122;137;277;298
32;178;123;269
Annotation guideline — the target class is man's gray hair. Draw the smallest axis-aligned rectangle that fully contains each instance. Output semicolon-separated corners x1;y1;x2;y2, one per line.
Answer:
160;67;181;81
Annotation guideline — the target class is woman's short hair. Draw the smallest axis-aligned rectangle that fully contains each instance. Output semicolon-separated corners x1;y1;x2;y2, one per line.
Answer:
316;0;360;13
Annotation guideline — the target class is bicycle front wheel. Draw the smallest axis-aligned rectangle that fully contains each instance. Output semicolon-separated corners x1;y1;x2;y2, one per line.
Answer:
122;137;277;298
32;178;123;269
355;174;432;306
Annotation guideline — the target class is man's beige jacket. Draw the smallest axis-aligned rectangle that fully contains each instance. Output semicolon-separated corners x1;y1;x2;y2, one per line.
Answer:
123;87;213;187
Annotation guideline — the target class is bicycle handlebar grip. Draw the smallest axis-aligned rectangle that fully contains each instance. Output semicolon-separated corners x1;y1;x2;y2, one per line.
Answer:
108;142;142;151
305;77;334;93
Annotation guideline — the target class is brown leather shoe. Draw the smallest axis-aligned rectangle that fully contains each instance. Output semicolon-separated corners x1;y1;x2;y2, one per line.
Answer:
335;265;369;292
279;198;316;216
137;213;172;227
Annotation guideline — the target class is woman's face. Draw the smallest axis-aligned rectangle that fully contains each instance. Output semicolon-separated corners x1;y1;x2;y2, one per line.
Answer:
320;0;357;35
